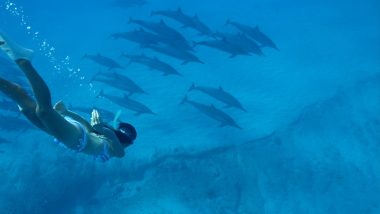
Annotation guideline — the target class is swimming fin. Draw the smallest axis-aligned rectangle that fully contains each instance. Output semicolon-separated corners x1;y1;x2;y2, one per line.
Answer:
0;31;34;61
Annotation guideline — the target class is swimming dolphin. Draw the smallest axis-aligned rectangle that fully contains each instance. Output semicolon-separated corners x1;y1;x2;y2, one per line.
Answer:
193;39;250;58
90;71;147;95
145;44;203;65
188;83;246;112
121;53;182;76
98;90;156;116
213;32;264;56
110;29;161;47
82;54;123;70
180;96;242;129
226;20;279;50
151;8;213;36
128;18;193;51
151;8;194;27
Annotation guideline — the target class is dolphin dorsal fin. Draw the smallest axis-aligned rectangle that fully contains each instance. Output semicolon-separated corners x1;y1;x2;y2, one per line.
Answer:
160;19;166;25
193;14;199;20
177;7;182;13
219;86;224;91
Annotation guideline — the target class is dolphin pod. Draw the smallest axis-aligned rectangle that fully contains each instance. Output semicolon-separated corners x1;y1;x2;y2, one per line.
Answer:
78;6;280;126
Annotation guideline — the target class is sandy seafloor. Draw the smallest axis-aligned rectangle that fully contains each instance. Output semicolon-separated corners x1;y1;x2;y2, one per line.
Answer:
0;0;379;213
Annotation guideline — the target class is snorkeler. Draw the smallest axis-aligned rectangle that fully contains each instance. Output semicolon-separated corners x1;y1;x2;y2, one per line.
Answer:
0;32;136;162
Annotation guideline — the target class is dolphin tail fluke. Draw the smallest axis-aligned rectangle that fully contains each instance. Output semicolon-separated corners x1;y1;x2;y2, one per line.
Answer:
188;83;196;92
180;95;188;105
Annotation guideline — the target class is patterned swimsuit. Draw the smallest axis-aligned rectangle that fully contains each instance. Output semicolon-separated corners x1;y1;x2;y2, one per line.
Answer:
54;117;111;162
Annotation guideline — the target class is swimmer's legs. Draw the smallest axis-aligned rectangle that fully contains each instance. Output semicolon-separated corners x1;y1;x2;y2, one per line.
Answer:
0;33;82;148
15;59;82;148
0;77;48;132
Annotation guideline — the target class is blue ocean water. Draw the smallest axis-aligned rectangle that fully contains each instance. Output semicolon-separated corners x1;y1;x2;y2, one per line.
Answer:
0;0;379;213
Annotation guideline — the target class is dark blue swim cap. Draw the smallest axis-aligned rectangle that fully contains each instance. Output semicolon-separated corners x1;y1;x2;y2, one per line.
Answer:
115;122;137;145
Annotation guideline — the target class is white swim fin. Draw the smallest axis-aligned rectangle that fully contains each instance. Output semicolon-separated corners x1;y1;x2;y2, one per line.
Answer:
0;31;33;60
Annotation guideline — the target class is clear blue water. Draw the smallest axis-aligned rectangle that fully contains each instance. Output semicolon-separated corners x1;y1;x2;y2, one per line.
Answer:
0;0;379;213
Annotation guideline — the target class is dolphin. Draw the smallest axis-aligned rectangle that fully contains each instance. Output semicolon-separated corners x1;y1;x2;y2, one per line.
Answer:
151;8;194;27
110;29;161;46
188;83;246;112
151;8;213;36
90;71;147;95
98;90;156;116
145;44;203;65
213;32;264;56
82;54;123;70
193;39;250;58
128;18;193;51
226;20;279;50
121;53;182;76
180;96;242;129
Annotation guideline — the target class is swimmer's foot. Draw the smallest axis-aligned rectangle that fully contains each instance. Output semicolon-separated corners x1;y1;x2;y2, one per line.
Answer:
0;32;33;61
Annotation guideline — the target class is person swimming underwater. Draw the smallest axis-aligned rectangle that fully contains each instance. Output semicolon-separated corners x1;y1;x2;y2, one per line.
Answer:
0;32;136;162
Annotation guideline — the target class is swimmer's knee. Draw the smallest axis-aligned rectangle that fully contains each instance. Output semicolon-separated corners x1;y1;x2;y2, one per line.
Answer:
15;58;31;67
36;107;51;119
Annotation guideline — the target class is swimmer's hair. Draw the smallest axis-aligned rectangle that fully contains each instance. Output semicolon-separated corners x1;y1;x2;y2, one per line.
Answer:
114;122;137;146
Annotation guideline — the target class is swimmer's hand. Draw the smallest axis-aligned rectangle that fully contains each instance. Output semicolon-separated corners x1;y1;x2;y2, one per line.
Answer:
54;100;68;114
91;109;102;126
